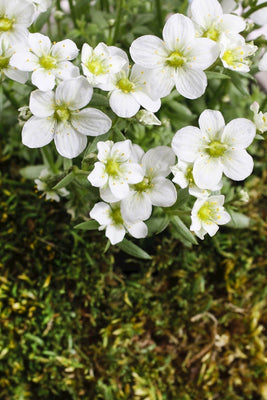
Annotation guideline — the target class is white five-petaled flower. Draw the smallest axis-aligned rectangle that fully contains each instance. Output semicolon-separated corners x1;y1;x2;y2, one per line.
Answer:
10;32;79;90
101;50;161;118
88;140;144;201
22;76;112;159
120;145;177;222
190;194;231;239
171;160;222;198
190;0;245;44
81;42;126;88
130;13;218;100
219;33;257;72
0;0;35;44
250;101;267;133
172;109;256;190
0;38;28;83
90;201;148;245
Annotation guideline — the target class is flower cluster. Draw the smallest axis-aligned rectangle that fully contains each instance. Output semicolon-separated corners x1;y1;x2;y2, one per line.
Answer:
1;0;265;246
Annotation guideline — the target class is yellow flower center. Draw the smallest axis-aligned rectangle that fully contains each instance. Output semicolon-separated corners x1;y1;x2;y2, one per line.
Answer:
39;54;57;70
222;50;235;65
117;77;133;93
207;140;228;157
54;106;71;122
134;177;151;192
166;50;186;68
198;203;214;222
110;206;123;225
203;26;220;42
0;17;13;32
86;59;104;75
105;159;120;176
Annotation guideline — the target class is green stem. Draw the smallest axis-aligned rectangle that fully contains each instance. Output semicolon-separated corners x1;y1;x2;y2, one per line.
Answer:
154;0;163;35
243;2;267;18
112;0;124;45
41;147;58;174
68;0;78;28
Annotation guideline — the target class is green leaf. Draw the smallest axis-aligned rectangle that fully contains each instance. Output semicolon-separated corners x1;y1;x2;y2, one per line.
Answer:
206;71;231;80
227;210;251;229
53;172;75;190
89;93;109;107
117;239;152;260
74;220;99;230
165;101;196;122
171;215;198;245
20;165;45;180
146;216;169;235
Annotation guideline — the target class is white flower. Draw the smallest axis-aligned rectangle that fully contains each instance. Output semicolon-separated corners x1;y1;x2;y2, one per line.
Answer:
220;33;257;72
0;39;28;83
0;0;35;44
103;50;161;118
22;76;112;159
250;0;267;26
130;13;218;99
250;101;267;133
221;0;238;13
120;146;177;222
190;0;245;44
190;194;231;239
136;110;161;126
171;160;222;198
259;52;267;71
10;32;79;90
81;42;126;88
88;140;144;200
35;168;69;202
90;201;148;245
172;109;256;190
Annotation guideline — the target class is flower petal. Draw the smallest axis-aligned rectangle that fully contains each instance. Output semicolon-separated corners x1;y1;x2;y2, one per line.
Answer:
32;69;56;90
150;177;177;207
51;39;79;60
188;38;219;70
55;62;80;80
54;122;87;159
174;67;207;99
199;109;225;140
22;116;55;148
191;0;223;29
193;155;223;189
106;224;125;245
109;177;130;200
219;14;246;34
121;191;152;222
90;202;112;225
221;149;253;181
109;90;140;118
126;221;148;239
202;221;219;237
55;76;93;110
29;90;55;117
71;108;111;136
87;162;108;187
132;91;161;112
130;35;168;68
10;51;38;71
142;146;176;177
172;126;204;162
163;13;195;51
28;33;52;57
221;118;256;148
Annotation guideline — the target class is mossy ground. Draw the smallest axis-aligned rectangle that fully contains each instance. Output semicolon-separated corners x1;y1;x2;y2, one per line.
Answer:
0;141;266;400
